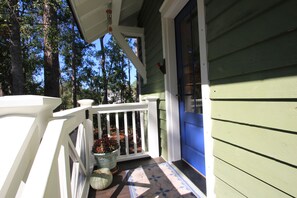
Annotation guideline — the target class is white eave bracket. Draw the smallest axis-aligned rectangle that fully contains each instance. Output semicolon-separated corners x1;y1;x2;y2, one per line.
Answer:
112;25;147;84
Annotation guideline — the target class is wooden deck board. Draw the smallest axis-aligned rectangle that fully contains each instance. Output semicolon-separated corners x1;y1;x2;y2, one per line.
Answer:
88;157;166;198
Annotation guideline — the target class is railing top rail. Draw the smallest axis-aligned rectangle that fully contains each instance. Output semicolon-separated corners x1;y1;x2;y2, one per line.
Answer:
90;102;148;114
54;106;90;118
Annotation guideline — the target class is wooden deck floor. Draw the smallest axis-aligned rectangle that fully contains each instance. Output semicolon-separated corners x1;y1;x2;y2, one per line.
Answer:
88;157;166;198
88;157;205;198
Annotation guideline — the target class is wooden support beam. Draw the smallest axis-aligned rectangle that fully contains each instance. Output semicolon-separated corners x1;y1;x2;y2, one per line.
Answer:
114;25;144;37
112;29;147;83
112;0;122;26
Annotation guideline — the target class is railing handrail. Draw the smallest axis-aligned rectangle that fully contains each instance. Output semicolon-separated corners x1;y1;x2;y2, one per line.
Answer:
90;102;148;114
54;106;89;118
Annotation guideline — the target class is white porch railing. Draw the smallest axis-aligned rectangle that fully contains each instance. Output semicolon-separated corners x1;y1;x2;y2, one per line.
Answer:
0;96;159;198
22;105;93;198
90;97;159;161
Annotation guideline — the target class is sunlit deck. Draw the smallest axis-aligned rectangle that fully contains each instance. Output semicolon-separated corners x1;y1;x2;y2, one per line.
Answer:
88;157;204;198
88;157;165;198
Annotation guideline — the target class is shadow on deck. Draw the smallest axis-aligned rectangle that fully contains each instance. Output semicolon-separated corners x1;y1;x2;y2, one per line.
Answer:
88;157;203;198
88;157;165;198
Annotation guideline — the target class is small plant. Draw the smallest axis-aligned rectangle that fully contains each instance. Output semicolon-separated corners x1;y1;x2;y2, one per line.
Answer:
92;134;119;153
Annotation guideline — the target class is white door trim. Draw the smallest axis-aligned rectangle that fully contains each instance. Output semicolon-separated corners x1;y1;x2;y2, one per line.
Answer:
160;0;188;163
160;0;215;197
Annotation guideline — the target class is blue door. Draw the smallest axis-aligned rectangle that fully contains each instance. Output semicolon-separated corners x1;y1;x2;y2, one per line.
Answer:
175;0;205;176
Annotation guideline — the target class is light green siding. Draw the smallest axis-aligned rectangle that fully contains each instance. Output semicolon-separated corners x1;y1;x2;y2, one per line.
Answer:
138;0;167;160
207;0;297;197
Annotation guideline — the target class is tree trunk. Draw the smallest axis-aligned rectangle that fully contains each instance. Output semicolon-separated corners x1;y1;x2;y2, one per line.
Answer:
128;59;132;102
100;36;108;104
9;0;24;95
121;56;125;102
71;20;77;107
43;0;60;97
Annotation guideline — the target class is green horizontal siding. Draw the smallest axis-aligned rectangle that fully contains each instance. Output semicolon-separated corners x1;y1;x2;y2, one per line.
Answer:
212;120;297;166
209;29;297;80
214;178;246;198
214;158;291;198
207;0;284;41
205;0;238;24
208;0;297;60
207;0;297;196
138;0;166;159
210;65;297;99
212;101;297;133
214;140;297;196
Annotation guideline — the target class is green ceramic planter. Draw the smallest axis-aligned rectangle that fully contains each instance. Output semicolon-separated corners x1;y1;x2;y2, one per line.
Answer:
93;149;118;169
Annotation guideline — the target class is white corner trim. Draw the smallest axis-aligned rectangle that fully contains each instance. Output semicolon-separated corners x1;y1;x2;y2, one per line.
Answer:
196;0;215;197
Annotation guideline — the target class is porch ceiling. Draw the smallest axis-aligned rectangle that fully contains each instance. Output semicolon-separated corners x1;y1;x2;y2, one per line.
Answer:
68;0;144;43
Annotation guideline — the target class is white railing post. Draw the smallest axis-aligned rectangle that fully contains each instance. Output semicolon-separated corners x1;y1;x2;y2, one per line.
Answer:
0;95;61;198
77;99;94;108
77;99;95;171
146;97;159;158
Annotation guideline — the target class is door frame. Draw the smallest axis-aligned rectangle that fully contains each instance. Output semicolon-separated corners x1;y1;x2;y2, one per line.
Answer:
160;0;214;196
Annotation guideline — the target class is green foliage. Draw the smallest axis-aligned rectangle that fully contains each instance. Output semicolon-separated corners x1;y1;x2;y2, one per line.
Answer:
96;36;137;104
0;1;11;94
0;0;138;107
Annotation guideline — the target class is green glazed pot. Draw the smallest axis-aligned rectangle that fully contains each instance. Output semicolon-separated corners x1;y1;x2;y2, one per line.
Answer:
93;149;118;169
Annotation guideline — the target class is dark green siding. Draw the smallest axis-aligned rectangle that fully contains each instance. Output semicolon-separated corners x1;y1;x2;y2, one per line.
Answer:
207;0;297;197
138;0;167;159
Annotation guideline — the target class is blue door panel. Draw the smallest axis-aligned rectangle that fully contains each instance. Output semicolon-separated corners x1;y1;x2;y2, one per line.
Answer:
184;112;203;126
182;144;206;175
184;122;205;153
176;0;206;176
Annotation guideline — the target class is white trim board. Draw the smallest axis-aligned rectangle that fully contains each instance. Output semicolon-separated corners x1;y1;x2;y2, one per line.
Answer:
112;26;147;84
160;0;215;197
160;0;187;163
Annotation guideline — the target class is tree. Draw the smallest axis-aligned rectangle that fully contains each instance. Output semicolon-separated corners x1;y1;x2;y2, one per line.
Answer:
99;35;108;104
43;0;60;97
0;1;11;95
96;36;136;104
70;19;78;106
8;0;24;94
19;0;44;95
59;0;97;108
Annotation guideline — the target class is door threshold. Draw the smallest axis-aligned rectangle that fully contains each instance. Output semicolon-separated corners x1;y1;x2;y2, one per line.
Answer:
172;160;206;196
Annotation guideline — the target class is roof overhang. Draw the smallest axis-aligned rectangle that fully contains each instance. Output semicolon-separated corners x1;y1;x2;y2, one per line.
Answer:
68;0;143;43
68;0;147;83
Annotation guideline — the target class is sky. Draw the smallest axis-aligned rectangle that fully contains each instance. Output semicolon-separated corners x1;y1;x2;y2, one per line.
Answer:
92;33;137;84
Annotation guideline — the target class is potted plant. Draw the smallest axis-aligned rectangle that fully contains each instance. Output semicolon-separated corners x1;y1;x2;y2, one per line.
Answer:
92;134;119;170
